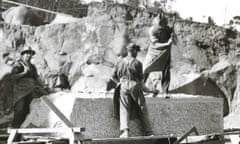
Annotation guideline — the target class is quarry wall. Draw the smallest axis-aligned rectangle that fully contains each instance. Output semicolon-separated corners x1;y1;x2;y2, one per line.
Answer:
0;2;240;119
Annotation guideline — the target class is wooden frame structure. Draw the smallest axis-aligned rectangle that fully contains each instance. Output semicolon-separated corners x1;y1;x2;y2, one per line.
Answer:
7;127;85;144
7;96;85;144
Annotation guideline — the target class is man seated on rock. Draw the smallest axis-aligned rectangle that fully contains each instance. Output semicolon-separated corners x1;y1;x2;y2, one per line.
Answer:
107;43;159;138
10;46;48;128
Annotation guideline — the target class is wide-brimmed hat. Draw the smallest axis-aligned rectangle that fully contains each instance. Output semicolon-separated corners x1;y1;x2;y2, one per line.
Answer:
21;46;36;56
126;43;140;52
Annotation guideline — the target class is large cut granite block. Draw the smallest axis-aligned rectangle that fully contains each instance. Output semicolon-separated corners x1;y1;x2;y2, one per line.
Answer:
23;92;223;139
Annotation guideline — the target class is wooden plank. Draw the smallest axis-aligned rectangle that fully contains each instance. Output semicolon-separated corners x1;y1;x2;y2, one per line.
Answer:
8;127;85;144
224;128;240;132
67;129;75;144
86;135;220;144
174;127;199;144
8;127;85;134
13;142;45;144
7;129;17;144
91;135;177;142
0;134;9;138
41;96;74;127
83;136;177;144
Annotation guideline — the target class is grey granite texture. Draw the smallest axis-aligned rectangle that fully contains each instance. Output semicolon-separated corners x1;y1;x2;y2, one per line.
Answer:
23;92;223;139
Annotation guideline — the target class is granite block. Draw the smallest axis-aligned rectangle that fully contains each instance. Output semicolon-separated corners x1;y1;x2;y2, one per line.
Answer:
23;92;223;139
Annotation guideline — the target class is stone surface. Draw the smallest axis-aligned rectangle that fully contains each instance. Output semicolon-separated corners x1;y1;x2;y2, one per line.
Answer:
170;75;229;116
0;6;237;99
23;92;223;139
2;6;45;26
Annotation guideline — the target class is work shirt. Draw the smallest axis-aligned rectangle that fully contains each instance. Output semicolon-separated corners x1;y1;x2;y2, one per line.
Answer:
113;57;143;82
112;57;145;107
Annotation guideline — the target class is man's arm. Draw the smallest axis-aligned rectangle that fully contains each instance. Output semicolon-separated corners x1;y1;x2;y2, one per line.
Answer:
149;27;173;50
106;60;120;91
11;61;29;80
151;37;172;50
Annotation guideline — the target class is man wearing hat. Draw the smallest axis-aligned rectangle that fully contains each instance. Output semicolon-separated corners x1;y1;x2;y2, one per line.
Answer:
10;46;46;128
109;43;158;138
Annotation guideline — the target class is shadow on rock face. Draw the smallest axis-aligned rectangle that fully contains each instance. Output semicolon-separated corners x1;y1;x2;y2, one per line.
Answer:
170;75;229;117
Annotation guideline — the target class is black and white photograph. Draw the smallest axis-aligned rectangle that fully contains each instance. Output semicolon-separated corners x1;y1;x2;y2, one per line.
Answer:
0;0;239;143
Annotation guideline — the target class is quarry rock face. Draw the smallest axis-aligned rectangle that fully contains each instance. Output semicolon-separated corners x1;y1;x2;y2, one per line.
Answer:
0;3;239;124
1;6;45;26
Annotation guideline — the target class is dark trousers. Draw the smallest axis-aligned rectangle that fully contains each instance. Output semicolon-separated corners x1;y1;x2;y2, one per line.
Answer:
144;59;170;94
161;63;170;93
12;93;32;128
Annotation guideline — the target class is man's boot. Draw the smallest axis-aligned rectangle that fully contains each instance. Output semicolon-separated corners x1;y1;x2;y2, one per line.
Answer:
120;129;129;138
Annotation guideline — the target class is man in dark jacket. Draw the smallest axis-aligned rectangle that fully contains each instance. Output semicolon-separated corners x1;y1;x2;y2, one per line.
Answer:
143;15;173;93
11;46;47;128
109;43;158;138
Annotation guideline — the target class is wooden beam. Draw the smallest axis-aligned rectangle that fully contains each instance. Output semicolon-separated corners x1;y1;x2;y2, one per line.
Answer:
92;135;176;141
83;136;177;144
7;127;85;144
41;96;74;127
7;129;16;144
174;127;199;144
224;128;240;132
8;127;85;134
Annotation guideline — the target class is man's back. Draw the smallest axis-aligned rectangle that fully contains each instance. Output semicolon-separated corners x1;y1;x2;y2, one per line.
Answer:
114;57;143;82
